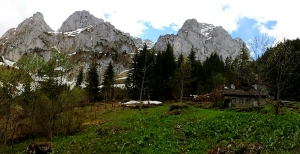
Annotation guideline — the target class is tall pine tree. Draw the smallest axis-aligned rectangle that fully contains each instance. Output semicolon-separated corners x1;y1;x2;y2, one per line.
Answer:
86;62;100;102
75;68;83;88
126;44;155;101
171;58;192;102
187;47;197;95
177;53;184;69
102;61;115;100
152;51;164;99
161;42;176;98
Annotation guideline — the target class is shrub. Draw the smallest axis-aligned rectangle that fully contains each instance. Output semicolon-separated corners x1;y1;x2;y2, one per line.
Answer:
170;103;188;111
260;105;276;114
212;101;225;109
53;110;85;136
190;102;214;109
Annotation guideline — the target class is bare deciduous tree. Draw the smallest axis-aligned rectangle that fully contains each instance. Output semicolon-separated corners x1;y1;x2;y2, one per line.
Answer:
249;35;273;107
171;59;192;102
265;39;300;114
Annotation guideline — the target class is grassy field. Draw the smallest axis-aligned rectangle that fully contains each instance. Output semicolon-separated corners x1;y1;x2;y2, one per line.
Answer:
2;103;300;153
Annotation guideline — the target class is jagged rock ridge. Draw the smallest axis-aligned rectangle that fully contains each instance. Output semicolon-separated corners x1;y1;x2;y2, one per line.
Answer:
132;38;154;50
58;11;104;32
153;18;245;61
0;11;139;63
0;12;53;61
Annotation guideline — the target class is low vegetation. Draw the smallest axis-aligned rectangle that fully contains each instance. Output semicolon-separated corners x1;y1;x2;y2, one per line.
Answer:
2;103;300;153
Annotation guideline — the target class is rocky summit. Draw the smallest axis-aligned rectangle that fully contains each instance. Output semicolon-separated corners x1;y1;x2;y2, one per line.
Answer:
0;12;53;62
153;18;245;61
0;11;140;63
0;12;244;66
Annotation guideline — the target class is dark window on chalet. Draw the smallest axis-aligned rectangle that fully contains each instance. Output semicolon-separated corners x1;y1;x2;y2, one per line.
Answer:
246;99;250;104
232;98;236;104
239;98;243;104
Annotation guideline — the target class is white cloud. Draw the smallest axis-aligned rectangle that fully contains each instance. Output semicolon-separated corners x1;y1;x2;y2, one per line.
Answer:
0;0;299;41
172;25;180;31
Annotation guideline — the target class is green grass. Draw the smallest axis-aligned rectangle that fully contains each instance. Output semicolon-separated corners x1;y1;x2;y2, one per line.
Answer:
2;104;300;153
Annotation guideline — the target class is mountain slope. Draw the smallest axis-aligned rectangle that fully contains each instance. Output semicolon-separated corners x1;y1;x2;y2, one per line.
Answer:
0;11;139;63
153;19;244;61
0;12;53;61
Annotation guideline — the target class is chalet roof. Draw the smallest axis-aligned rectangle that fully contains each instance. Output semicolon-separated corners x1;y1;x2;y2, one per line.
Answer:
223;89;267;97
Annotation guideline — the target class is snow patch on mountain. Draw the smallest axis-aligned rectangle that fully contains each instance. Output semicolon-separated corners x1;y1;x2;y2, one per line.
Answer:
1;56;15;66
62;26;92;37
153;18;244;61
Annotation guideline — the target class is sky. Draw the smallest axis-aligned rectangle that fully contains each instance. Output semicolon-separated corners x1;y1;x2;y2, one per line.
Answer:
0;0;299;52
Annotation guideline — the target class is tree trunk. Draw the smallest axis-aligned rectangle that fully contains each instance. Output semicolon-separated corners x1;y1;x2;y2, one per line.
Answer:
275;80;280;115
3;116;9;146
139;71;146;111
180;79;184;102
11;122;17;148
275;101;279;115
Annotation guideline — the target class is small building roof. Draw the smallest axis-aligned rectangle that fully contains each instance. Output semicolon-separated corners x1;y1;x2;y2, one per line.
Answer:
223;89;267;97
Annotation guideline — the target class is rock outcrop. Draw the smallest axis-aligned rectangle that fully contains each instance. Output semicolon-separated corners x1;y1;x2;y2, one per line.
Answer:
58;11;104;32
0;12;53;61
0;13;245;66
153;19;244;61
0;11;138;63
132;38;154;50
55;10;137;55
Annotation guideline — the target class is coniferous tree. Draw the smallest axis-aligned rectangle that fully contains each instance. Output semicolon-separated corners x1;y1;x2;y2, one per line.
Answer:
126;44;155;102
171;58;192;102
224;56;235;84
231;44;254;89
177;53;184;69
75;68;83;88
188;47;197;95
161;42;176;98
152;51;164;99
86;62;100;102
264;39;299;114
201;52;226;93
102;62;115;101
188;47;196;71
194;60;204;94
162;42;176;79
126;55;139;99
280;39;300;100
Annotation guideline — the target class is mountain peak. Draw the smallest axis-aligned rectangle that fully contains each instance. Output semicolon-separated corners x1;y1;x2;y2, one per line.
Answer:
181;18;216;38
59;10;104;32
153;18;244;61
33;12;44;21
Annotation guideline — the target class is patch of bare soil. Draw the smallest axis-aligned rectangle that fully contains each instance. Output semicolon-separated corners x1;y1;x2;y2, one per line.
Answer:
209;141;264;154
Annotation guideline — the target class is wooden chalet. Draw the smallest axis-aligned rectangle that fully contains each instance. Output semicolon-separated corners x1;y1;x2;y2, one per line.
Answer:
223;89;267;107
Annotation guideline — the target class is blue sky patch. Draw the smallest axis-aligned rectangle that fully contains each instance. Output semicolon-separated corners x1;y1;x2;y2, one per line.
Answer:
265;20;277;30
140;22;178;42
222;4;230;11
104;13;110;20
230;17;275;43
231;17;260;42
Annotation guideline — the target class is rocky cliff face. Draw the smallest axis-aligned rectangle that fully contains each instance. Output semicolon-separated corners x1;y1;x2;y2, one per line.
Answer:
132;38;154;50
58;11;104;32
0;13;244;67
0;12;53;61
153;19;244;61
0;11;138;63
55;10;137;56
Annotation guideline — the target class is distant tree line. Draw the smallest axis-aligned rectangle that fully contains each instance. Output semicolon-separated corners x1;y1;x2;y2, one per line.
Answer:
126;42;239;102
126;39;300;103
